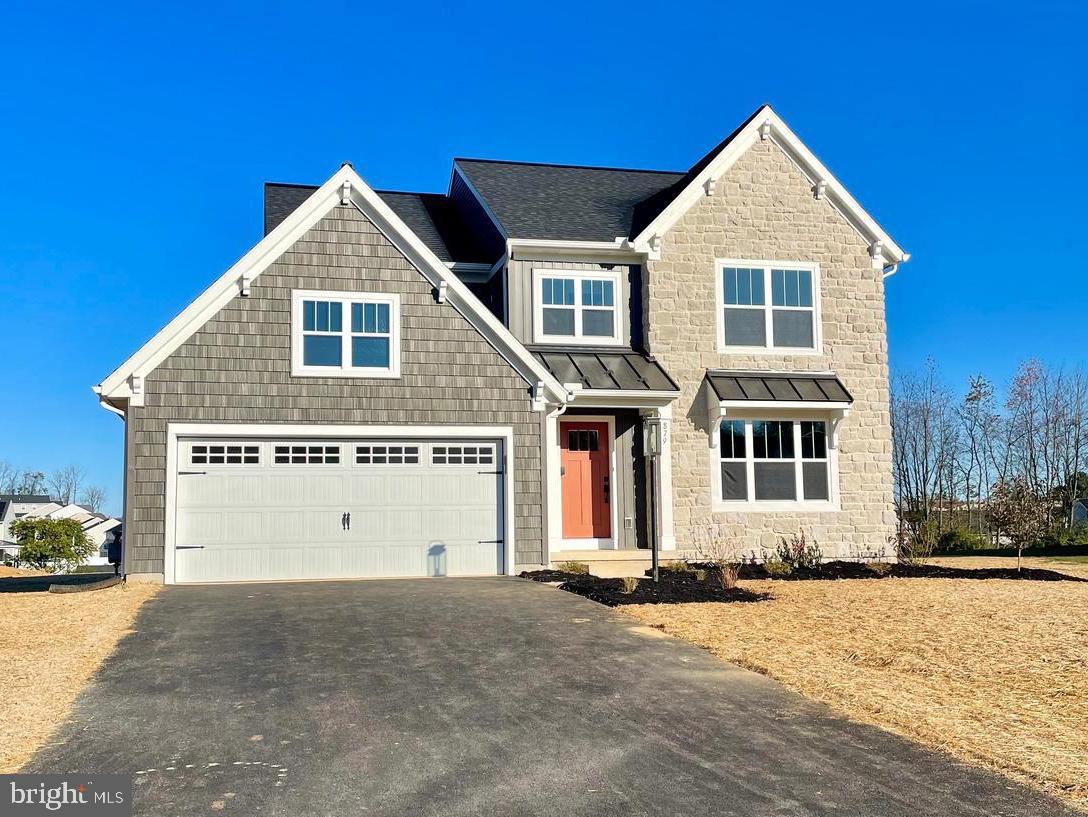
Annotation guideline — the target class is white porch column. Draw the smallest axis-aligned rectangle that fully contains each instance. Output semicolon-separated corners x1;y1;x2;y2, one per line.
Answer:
655;404;676;551
544;406;564;561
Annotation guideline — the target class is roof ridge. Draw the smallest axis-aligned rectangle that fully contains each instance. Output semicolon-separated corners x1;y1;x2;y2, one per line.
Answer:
455;157;685;176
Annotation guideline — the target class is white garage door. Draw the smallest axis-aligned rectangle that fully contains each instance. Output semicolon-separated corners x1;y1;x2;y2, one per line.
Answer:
173;437;504;583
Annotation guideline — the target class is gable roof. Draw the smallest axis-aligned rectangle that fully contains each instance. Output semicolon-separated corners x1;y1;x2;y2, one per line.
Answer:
95;165;567;405
265;183;493;264
453;159;684;243
629;105;909;266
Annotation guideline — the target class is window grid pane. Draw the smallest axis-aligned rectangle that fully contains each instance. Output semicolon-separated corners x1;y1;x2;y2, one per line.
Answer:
719;420;746;459
801;421;827;460
752;421;794;459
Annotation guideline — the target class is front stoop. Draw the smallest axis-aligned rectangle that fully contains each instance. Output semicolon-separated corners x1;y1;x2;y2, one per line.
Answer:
549;549;693;578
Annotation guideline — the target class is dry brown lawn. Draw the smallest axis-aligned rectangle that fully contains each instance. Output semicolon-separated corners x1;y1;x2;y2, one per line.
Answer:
0;583;160;772
929;554;1088;579
623;577;1088;811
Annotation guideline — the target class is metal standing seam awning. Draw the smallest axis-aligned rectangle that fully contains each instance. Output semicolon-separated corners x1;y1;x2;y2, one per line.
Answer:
703;370;854;447
529;347;679;406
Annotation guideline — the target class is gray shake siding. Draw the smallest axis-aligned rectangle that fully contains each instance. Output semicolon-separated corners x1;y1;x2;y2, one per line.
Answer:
125;204;545;576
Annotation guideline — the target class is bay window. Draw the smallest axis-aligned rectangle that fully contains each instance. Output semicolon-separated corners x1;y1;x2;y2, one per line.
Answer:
716;418;834;508
718;261;819;352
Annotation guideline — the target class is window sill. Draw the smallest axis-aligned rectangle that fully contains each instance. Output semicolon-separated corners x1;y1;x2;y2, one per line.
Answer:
716;345;823;356
533;335;625;347
711;500;839;514
291;365;401;379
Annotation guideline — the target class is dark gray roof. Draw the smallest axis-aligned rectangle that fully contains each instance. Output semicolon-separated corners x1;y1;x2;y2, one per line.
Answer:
530;347;679;392
454;159;684;242
0;494;51;503
452;105;768;242
264;184;492;264
705;371;853;403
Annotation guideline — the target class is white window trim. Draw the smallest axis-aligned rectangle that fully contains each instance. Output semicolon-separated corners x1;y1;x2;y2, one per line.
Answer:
291;289;401;378
710;413;840;513
531;267;623;346
714;259;822;355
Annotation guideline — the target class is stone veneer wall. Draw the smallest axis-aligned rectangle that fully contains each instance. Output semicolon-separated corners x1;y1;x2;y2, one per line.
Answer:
646;140;896;560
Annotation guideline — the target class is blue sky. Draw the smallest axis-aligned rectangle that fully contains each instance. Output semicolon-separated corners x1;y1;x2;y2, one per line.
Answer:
1;0;1084;515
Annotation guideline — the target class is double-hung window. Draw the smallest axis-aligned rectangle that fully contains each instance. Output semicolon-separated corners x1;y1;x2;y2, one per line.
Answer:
292;290;400;377
533;268;622;344
718;261;818;352
716;419;833;508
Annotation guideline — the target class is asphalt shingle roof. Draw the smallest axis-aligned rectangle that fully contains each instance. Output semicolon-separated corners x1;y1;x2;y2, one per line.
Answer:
264;184;492;264
454;159;684;242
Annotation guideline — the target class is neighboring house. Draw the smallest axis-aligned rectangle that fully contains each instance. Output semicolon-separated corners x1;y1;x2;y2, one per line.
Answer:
94;104;908;584
0;495;53;560
0;496;120;566
1074;499;1087;527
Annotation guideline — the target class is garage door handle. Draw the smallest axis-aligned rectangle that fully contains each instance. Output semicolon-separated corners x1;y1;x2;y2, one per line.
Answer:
176;545;205;550
478;540;503;545
178;471;207;476
478;470;504;475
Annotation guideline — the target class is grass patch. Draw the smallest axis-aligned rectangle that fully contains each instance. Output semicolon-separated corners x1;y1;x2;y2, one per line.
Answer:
0;583;160;771
623;577;1088;810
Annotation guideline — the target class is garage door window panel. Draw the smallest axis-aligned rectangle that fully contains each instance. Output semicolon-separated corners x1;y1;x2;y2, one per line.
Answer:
191;444;260;466
274;444;341;465
293;290;400;377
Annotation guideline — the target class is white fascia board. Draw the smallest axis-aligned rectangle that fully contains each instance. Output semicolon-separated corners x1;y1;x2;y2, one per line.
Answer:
569;389;680;409
96;173;345;399
631;107;908;266
718;399;852;412
507;238;645;264
96;165;567;405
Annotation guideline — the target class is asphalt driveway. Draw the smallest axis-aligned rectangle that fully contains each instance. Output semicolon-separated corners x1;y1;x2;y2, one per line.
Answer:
28;578;1076;816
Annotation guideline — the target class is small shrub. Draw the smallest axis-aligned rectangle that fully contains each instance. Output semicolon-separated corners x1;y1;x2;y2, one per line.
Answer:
896;531;934;566
775;530;823;570
555;561;589;575
10;518;95;573
762;553;793;578
662;560;694;573
866;561;893;577
710;562;740;589
622;576;639;594
938;528;989;552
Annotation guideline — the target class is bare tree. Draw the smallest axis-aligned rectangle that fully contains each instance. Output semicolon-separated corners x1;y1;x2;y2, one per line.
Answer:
79;485;108;514
0;461;17;494
891;360;958;550
49;465;85;505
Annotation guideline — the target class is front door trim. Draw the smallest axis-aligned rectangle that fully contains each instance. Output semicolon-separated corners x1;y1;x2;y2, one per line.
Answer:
163;423;516;584
556;414;617;551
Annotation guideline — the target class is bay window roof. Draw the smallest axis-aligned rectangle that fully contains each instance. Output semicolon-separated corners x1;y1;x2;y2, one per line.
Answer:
705;370;853;405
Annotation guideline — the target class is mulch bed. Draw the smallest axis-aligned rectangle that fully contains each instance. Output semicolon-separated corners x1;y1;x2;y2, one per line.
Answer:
521;558;1086;607
520;570;770;606
732;560;1088;583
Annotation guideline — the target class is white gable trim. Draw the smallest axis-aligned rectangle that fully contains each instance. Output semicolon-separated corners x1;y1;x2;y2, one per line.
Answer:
630;107;909;268
95;164;566;406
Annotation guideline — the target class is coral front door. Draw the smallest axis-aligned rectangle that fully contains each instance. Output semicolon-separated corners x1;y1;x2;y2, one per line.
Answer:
560;421;611;542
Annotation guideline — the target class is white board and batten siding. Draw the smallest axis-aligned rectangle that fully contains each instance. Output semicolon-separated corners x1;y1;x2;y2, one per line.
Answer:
168;426;512;584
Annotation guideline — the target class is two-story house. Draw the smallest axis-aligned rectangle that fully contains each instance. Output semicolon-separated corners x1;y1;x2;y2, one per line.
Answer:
94;105;907;583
